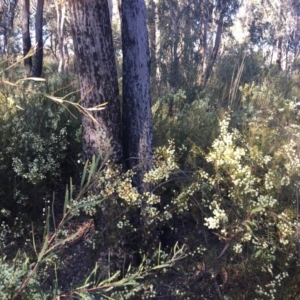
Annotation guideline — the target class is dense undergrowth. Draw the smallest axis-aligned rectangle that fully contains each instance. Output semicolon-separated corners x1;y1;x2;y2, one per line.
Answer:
1;52;300;299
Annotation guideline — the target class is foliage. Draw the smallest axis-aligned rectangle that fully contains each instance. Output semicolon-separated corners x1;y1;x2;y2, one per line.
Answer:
0;149;187;300
2;38;300;300
149;77;300;299
0;76;81;218
0;254;42;300
153;89;218;153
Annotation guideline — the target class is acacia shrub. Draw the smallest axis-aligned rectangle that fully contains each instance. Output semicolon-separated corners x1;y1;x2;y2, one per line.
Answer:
0;74;81;222
147;77;300;298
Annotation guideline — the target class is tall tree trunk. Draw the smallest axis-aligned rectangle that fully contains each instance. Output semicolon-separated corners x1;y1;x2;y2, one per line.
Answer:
148;0;157;84
63;28;69;73
122;0;153;192
1;0;18;55
202;0;227;86
276;36;283;71
21;0;32;75
31;0;44;77
55;0;69;73
168;0;180;89
69;0;122;162
199;0;209;85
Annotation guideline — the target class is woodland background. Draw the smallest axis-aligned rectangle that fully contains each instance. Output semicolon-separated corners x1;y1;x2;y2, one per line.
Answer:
1;0;300;299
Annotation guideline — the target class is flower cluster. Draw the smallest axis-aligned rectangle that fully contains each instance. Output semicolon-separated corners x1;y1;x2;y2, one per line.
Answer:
144;140;179;184
204;200;227;229
255;271;288;300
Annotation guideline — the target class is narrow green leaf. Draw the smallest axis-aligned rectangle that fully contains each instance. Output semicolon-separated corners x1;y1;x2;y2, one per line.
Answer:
100;293;116;300
102;146;113;166
127;264;131;274
46;207;50;237
112;279;137;287
98;271;120;286
46;231;81;253
74;292;94;300
87;155;96;184
70;177;73;201
95;151;102;168
151;263;171;270
64;185;69;215
52;192;56;229
31;223;38;258
80;161;89;189
38;234;49;262
250;207;264;215
158;242;161;265
71;199;103;211
242;222;253;233
84;263;99;285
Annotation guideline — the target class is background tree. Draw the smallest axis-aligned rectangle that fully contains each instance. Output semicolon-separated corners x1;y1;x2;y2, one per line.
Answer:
31;0;44;77
201;0;239;85
54;0;69;73
0;0;19;56
148;0;157;86
243;0;300;72
21;0;32;74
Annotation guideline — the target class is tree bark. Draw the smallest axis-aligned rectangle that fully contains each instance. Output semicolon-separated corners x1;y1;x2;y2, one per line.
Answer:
107;0;113;24
199;0;210;85
21;0;32;74
276;36;283;71
1;0;18;55
148;0;157;84
202;0;227;86
55;0;69;73
167;0;180;89
31;0;44;77
122;0;153;192
68;0;122;163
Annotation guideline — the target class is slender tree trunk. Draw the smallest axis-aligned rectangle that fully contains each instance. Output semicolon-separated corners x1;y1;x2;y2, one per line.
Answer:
69;0;122;162
31;0;44;77
276;36;283;71
63;29;69;73
122;0;153;192
168;0;180;89
202;0;227;86
55;0;69;73
148;0;157;84
2;0;18;55
199;0;209;85
21;0;32;74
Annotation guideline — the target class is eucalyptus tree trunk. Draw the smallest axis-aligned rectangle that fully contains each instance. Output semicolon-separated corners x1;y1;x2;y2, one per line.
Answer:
31;0;44;77
55;0;69;73
202;0;227;86
167;0;180;89
276;36;283;71
21;0;32;74
121;0;153;192
1;0;18;55
69;0;122;162
148;0;157;84
199;0;210;85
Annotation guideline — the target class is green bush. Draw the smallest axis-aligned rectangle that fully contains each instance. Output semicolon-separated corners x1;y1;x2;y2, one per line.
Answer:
0;75;81;218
